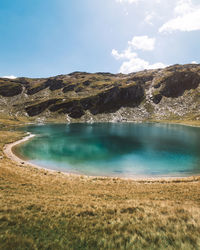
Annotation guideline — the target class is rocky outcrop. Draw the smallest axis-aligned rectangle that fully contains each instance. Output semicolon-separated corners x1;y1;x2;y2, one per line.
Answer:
160;71;200;97
0;81;23;97
47;84;144;118
49;100;84;118
88;84;144;115
27;81;49;95
47;79;66;91
152;94;162;104
63;84;76;93
25;99;59;116
151;65;200;104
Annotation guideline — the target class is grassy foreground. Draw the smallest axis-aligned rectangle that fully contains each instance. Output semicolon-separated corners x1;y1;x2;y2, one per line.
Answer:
0;121;200;250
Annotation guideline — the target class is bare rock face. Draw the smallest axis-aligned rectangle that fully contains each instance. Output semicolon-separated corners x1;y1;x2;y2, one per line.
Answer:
25;99;59;116
152;94;162;104
0;81;23;97
26;82;48;95
0;63;199;121
49;100;84;118
88;85;144;115
155;71;200;98
63;84;76;93
47;79;66;91
161;72;199;98
47;84;144;118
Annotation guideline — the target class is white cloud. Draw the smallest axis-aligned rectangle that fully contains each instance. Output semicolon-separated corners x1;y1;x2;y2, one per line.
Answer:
2;75;17;79
112;43;166;74
174;0;193;15
128;35;155;51
191;61;198;64
119;55;166;73
112;48;137;60
159;0;200;32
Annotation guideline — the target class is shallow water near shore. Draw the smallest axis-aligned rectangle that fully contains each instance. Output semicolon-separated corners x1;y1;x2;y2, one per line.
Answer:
15;123;200;178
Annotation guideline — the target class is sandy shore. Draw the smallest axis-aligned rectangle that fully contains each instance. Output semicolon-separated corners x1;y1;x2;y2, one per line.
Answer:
3;133;38;168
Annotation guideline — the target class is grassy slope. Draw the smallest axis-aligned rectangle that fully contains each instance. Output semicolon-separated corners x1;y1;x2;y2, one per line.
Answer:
0;120;200;249
0;64;199;122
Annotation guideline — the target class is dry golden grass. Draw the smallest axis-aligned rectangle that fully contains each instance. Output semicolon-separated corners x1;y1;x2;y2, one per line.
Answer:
0;122;200;249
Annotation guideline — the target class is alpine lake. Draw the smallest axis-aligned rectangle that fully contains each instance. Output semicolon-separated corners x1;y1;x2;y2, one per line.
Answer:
14;123;200;178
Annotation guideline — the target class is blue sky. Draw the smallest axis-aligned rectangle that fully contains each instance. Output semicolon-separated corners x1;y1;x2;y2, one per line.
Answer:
0;0;199;78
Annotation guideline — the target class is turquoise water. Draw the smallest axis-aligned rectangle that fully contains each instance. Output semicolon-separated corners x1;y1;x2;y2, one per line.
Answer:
17;123;200;178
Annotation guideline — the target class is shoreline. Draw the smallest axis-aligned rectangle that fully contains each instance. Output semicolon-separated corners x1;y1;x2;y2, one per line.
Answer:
3;133;37;168
3;128;200;183
3;133;72;176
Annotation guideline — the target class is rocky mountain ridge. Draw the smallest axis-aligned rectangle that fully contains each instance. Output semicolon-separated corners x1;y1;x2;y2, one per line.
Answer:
0;64;200;123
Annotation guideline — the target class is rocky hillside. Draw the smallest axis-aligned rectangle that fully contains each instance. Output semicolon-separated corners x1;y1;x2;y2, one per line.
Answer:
0;64;200;123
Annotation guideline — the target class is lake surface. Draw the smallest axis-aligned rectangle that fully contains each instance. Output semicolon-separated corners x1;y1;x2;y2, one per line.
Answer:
15;123;200;178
